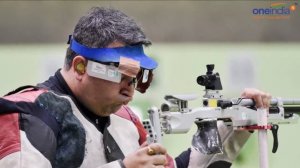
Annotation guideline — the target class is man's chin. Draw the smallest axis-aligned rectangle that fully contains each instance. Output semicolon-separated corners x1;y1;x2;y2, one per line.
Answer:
122;100;130;105
109;104;123;115
97;105;122;116
123;97;133;105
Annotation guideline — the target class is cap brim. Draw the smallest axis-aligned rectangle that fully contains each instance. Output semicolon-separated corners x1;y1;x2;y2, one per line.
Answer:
71;39;158;69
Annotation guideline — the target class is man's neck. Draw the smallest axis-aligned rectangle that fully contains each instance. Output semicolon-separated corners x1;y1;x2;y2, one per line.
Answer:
60;68;78;97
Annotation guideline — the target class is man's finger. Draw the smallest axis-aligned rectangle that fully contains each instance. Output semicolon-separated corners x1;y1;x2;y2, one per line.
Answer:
151;155;167;166
144;143;167;155
241;88;272;109
262;92;271;108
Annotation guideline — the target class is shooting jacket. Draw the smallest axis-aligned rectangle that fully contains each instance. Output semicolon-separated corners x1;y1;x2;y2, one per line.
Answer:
0;70;148;168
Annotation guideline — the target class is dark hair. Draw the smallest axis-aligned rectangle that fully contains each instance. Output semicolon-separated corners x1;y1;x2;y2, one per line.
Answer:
64;7;151;70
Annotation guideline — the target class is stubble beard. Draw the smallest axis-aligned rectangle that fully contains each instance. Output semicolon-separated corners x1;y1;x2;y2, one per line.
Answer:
100;103;123;116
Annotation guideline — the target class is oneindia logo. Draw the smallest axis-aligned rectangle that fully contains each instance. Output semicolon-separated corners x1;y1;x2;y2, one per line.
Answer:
252;1;298;19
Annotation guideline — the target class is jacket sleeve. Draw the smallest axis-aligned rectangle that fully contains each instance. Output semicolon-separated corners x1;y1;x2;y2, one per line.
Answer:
0;113;52;168
0;90;57;168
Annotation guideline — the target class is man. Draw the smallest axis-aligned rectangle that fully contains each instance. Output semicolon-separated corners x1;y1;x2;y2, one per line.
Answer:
0;7;270;168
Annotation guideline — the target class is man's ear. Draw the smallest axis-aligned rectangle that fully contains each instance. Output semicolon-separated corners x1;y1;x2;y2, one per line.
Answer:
72;56;87;77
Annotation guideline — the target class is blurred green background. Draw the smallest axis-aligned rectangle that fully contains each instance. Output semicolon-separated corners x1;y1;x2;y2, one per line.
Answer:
1;1;300;168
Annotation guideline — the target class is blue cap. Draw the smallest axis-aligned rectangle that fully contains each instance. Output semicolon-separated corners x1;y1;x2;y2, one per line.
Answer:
70;39;158;70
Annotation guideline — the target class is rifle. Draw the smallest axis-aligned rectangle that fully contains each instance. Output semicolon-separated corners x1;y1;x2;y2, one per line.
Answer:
142;64;300;168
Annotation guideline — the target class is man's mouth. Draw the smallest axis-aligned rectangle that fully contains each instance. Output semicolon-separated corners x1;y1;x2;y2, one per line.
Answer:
120;90;133;104
120;90;133;97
